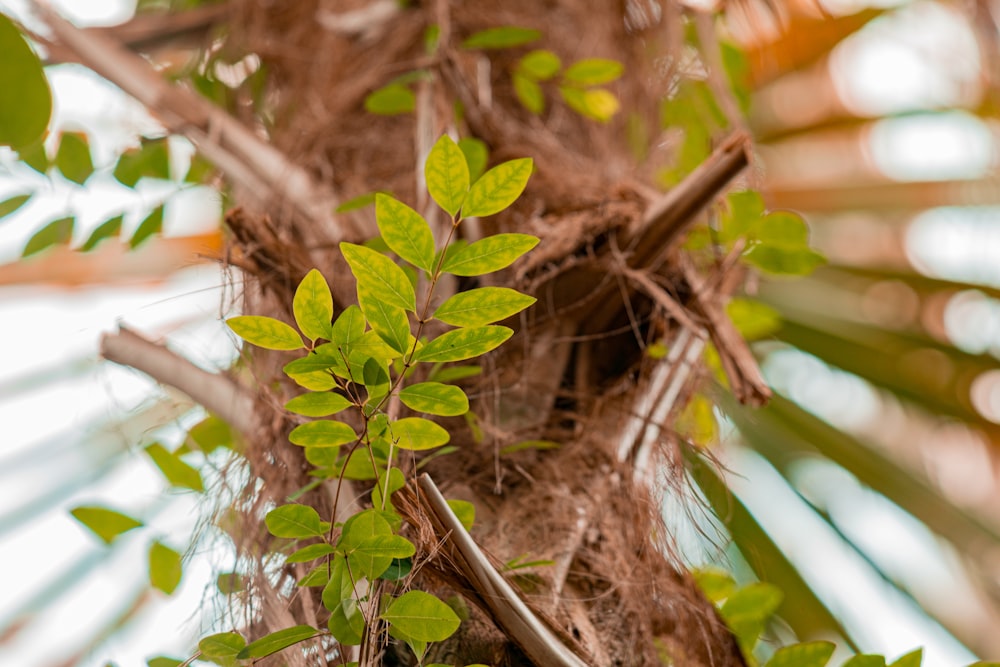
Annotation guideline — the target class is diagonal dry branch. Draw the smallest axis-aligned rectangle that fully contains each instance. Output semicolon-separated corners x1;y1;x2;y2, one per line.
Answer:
33;4;364;239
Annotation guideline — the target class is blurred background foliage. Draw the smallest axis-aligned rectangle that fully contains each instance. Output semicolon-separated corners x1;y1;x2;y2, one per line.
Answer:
1;0;1000;665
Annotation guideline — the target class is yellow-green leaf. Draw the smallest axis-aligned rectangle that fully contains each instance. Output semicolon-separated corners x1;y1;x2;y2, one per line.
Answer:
358;288;411;355
415;326;513;363
447;499;475;530
331;304;367;348
341;242;416;311
560;86;620;122
433;287;536;327
458;138;488;182
889;649;923;667
399;382;469;416
265;504;326;538
227;315;304;350
23;216;73;257
289;420;357;448
388;417;450;450
148;541;182;595
0;14;52;149
382;590;461;642
0;193;30;220
764;642;836;667
425;135;470;218
513;73;545;114
323;556;365;645
843;656;886;667
286;543;335;563
462;26;541;50
462;158;533;218
55;132;94;185
376;193;436;272
145;443;203;492
293;269;334;341
365;83;415;115
563;58;624;86
441;233;538;276
237;625;319;659
285;392;352;417
519;50;561;81
198;632;245;659
70;506;143;545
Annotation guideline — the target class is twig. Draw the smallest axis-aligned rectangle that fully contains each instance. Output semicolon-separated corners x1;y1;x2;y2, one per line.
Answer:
101;326;255;434
416;474;592;667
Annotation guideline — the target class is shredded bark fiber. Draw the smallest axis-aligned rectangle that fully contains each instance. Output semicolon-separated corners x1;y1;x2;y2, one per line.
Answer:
193;1;761;665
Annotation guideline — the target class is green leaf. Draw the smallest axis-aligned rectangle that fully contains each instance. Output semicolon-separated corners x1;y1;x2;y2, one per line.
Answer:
198;632;245;659
462;158;533;218
382;590;461;642
323;556;365;645
286;543;336;563
265;504;326;538
285;392;353;417
237;625;319;659
559;86;619;122
462;26;541;49
358;288;411;355
289;420;357;448
145;443;204;492
81;214;123;252
721;582;783;653
513;73;545;114
726;298;781;341
414;326;513;363
428;364;482;383
764;642;836;667
447;499;475;530
458;138;488;182
755;211;811;245
336;191;378;213
372;466;406;511
129;204;164;249
381;557;413;581
147;658;183;667
889;649;923;667
562;58;624;86
341;242;416;311
441;233;539;276
331;305;367;348
288;370;337;391
216;572;244;594
399;382;469;416
297;565;330;587
55;132;94;185
227;315;304;350
0;13;52;149
693;567;736;603
425;135;470;218
519;50;561;81
433;287;536;327
498;439;559;455
376;194;436;272
18;140;48;174
743;245;825;276
350;534;415;579
388;417;451;451
293;269;334;341
843;656;887;667
0;193;30;220
365;83;415;115
70;506;143;544
23;216;73;257
148;541;183;595
114;138;170;187
187;414;233;453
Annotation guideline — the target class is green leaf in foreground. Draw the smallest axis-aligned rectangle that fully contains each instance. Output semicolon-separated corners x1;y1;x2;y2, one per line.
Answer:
55;132;94;185
0;13;52;149
721;582;783;653
843;656;887;667
198;632;245;660
399;382;469;416
286;543;335;563
388;417;450;451
148;541;182;595
289;420;357;448
889;650;923;667
462;26;541;50
425;135;469;218
70;506;143;544
462;158;533;218
265;503;326;538
147;657;183;667
0;193;30;220
415;326;513;363
376;194;436;273
441;233;539;276
285;392;353;417
382;590;461;642
359;288;411;355
293;268;334;341
227;315;304;351
23;216;73;257
81;214;123;252
341;242;416;311
764;642;836;667
237;625;319;659
433;287;536;327
144;443;203;492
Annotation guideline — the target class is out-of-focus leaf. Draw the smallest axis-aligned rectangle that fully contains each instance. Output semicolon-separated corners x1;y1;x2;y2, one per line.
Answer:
462;26;540;49
23;216;74;257
55;132;94;185
70;506;143;545
148;541;183;595
0;13;52;149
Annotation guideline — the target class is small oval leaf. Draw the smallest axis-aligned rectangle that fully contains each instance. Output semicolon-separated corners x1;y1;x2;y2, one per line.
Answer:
433;287;536;327
227;315;304;351
382;590;461;642
462;158;533;218
0;193;31;220
441;233;539;276
285;392;353;417
519;50;562;81
198;632;245;659
289;420;357;448
341;242;416;311
0;14;52;149
414;326;513;363
265;504;325;538
399;382;469;416
365;83;415;115
462;26;541;50
286;543;336;563
55;132;94;185
81;214;123;252
293;269;334;341
70;506;143;545
148;541;183;595
425;135;470;218
389;417;450;451
237;625;319;659
144;443;203;492
376;194;436;273
562;58;624;86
